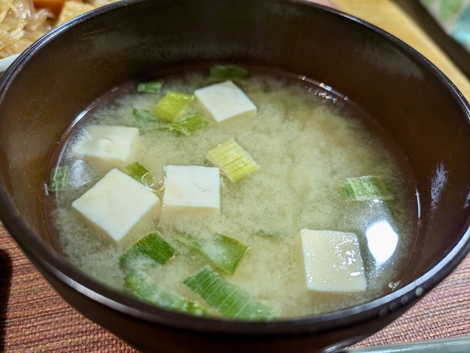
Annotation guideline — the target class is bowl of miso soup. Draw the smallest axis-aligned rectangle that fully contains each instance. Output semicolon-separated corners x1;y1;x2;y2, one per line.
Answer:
0;0;469;352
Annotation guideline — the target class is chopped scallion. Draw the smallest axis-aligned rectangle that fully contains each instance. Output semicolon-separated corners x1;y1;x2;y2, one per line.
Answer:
158;115;209;136
206;139;259;182
177;232;248;275
209;65;249;82
133;108;158;129
125;272;208;316
125;161;150;181
153;91;195;122
120;232;176;270
49;167;69;192
133;108;208;136
125;162;156;190
342;175;393;201
137;79;164;93
184;266;275;320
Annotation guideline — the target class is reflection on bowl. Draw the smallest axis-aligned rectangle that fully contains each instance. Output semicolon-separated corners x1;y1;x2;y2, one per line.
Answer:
0;0;469;352
366;220;399;266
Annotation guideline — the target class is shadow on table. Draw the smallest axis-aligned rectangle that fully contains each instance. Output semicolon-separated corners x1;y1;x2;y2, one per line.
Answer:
0;248;12;352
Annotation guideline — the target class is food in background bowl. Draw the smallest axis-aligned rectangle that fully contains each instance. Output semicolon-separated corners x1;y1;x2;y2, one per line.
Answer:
47;67;418;320
0;0;120;59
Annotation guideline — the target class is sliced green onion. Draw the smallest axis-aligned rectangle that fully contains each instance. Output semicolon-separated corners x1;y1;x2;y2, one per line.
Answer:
125;162;150;181
153;91;195;122
184;266;275;320
125;272;208;316
177;232;248;275
133;108;158;129
120;232;176;270
137;79;164;93
158;115;209;136
209;65;249;82
125;161;156;190
342;175;393;201
49;166;69;192
133;108;208;136
206;139;259;183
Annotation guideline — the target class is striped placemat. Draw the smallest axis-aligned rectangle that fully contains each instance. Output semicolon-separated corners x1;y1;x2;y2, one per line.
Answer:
1;226;470;352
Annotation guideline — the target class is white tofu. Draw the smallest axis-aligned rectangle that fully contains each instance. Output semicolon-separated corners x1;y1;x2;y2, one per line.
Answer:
299;229;367;293
162;165;220;217
72;168;159;246
194;80;256;123
72;125;140;170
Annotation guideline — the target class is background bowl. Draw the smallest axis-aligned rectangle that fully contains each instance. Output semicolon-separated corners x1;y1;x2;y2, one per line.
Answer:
0;0;469;352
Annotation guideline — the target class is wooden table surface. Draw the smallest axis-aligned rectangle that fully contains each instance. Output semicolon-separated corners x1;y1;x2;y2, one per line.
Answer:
1;0;470;352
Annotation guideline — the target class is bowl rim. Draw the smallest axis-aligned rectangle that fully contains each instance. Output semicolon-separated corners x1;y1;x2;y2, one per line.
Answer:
1;0;470;336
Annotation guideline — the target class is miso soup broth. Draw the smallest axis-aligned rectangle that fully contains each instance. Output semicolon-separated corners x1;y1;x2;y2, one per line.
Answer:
45;67;419;319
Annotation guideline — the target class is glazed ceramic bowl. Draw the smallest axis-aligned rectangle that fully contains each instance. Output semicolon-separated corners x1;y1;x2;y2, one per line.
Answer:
0;0;469;352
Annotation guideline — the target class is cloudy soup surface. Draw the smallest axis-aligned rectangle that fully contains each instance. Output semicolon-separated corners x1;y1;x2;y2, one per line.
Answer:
45;67;418;319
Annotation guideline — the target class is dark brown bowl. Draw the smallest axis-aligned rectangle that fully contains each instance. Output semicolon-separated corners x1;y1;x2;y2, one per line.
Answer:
0;0;469;352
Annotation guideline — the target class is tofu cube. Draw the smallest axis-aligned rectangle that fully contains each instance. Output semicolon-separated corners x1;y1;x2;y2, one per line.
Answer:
194;80;256;123
162;165;220;217
72;125;140;170
299;229;367;293
72;168;160;246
